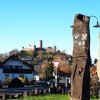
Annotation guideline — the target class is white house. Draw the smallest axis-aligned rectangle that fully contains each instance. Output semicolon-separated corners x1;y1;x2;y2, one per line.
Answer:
0;54;35;83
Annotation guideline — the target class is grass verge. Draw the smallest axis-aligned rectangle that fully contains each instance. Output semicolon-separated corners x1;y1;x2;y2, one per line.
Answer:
22;94;99;100
23;94;69;100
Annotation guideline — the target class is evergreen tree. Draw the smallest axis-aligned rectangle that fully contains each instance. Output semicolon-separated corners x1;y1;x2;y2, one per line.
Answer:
24;76;29;85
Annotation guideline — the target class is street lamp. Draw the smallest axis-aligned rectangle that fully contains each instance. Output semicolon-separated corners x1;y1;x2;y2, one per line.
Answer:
90;16;100;28
70;15;100;28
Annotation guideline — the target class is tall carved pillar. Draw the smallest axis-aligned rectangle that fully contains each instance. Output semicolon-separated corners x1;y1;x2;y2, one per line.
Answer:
71;14;91;100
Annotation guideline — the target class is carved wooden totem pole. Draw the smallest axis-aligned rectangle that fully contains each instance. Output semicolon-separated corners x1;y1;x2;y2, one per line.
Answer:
71;14;91;100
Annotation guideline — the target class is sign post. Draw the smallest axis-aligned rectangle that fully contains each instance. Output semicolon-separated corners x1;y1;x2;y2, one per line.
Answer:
52;61;60;87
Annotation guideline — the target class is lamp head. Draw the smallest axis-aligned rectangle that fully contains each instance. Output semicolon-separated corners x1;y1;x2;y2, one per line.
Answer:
93;21;100;28
70;25;73;28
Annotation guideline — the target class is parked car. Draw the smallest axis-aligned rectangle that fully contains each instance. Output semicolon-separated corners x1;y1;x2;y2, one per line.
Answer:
0;80;2;88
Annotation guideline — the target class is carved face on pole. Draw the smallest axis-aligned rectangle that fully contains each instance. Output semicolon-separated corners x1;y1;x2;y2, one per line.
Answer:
73;14;90;57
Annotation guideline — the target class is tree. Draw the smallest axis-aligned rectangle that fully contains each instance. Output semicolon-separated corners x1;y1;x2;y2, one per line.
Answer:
45;63;54;80
40;63;54;80
33;51;38;57
27;50;33;57
0;54;5;62
42;51;48;60
24;76;29;85
0;53;8;62
8;78;24;88
9;49;19;56
94;58;98;66
19;50;29;57
40;63;48;80
90;66;99;97
58;61;71;76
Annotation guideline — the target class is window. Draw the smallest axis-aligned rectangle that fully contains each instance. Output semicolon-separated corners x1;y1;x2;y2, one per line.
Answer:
19;66;23;69
11;58;18;61
11;74;15;79
4;74;9;82
5;73;9;78
6;65;14;69
15;65;23;69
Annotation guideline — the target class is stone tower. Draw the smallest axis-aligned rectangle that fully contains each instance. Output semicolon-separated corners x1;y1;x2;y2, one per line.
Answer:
71;14;91;100
39;40;43;49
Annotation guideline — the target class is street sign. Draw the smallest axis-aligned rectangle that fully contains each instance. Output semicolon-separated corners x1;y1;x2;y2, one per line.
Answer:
52;61;60;87
52;61;60;68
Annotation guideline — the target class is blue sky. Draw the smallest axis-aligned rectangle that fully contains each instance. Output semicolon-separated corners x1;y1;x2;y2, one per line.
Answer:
0;0;100;61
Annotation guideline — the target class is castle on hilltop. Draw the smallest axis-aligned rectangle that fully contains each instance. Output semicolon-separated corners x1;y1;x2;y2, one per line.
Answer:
22;40;57;53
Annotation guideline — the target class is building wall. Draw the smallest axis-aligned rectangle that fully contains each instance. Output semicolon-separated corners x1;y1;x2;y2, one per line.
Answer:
1;72;34;83
22;45;34;51
46;47;54;53
0;68;3;82
34;75;40;81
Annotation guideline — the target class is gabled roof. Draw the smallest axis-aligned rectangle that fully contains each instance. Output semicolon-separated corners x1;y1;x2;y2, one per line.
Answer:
1;54;34;70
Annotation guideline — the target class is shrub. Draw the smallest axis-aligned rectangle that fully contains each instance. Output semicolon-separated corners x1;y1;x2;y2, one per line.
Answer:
24;76;29;85
8;78;24;88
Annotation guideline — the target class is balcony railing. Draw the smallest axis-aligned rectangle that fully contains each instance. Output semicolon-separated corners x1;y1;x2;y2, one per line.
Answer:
3;68;33;74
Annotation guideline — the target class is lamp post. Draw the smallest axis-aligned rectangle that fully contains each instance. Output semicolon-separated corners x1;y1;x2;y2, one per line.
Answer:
70;13;100;100
90;16;100;28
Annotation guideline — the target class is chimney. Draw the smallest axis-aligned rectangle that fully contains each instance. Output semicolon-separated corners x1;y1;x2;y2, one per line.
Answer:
39;40;43;49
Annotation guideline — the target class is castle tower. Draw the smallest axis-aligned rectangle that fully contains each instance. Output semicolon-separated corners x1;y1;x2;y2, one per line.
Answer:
54;46;56;52
34;45;36;51
97;32;100;81
39;40;43;49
